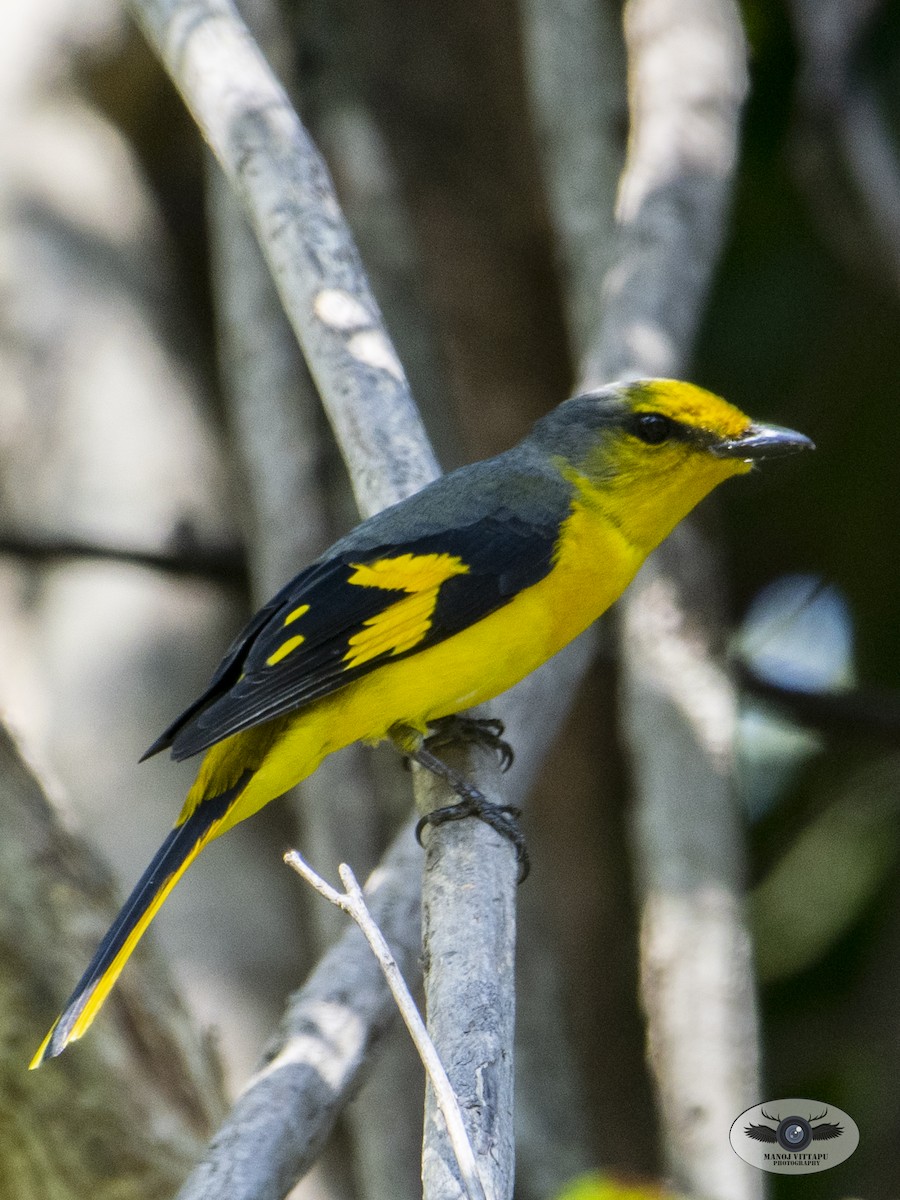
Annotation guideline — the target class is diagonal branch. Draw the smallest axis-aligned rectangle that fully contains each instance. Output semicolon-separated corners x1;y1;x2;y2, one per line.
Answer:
126;4;599;1200
129;0;439;516
176;824;423;1200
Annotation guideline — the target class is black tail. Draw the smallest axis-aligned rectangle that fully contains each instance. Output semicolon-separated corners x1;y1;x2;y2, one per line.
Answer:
31;780;244;1067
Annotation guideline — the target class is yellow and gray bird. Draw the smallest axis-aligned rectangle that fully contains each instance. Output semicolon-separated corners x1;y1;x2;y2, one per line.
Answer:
31;378;812;1066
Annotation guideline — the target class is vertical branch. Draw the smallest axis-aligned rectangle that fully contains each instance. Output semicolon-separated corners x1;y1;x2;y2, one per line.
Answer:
518;2;628;1189
595;4;762;1198
519;0;627;359
585;0;748;388
527;0;763;1196
617;536;762;1200
415;745;517;1200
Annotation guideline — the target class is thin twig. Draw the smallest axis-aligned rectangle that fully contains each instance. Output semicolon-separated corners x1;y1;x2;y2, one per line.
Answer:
175;823;423;1200
0;531;246;586
285;851;490;1200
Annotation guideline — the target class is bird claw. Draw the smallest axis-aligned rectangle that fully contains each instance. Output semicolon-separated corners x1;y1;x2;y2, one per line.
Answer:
425;715;515;772
407;733;528;881
415;798;529;883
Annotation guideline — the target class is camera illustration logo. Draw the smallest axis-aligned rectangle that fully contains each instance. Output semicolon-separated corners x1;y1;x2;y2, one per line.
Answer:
730;1098;859;1174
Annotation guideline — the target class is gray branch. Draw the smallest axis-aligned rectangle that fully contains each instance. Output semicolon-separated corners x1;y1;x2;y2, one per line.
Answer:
414;747;517;1200
176;824;423;1200
584;0;748;388
127;3;602;1199
174;639;592;1200
527;0;763;1196
595;4;762;1198
128;0;439;518
519;0;626;359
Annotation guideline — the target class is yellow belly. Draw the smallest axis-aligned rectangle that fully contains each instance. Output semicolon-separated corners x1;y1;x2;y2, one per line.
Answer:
197;496;644;830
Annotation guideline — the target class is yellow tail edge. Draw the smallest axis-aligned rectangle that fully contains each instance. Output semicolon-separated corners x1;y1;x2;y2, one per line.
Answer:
29;829;209;1069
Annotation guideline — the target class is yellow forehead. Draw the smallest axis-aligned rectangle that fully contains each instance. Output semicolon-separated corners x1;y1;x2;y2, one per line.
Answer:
630;379;751;440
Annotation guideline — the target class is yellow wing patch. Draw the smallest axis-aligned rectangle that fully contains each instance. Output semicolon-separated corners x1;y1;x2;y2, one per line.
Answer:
266;634;306;666
284;603;310;626
263;553;470;669
346;552;469;593
343;552;470;670
344;590;440;668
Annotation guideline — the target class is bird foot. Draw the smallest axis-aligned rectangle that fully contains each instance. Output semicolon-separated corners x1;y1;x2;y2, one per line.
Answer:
411;744;528;882
425;714;514;772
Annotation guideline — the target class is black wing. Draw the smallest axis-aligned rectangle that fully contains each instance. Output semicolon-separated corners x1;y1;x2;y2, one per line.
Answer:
811;1123;843;1141
146;511;561;761
744;1125;778;1143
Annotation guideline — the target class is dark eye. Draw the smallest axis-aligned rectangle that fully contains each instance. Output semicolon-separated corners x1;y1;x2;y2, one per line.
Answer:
634;412;674;445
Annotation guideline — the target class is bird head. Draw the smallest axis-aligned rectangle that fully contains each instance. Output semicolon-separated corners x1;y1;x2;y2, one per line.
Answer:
529;379;814;552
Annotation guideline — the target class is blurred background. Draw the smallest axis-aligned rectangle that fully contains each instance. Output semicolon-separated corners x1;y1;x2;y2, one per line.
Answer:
1;0;899;1198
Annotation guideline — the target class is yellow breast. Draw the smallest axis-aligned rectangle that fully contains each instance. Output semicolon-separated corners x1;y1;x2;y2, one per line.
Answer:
313;492;641;742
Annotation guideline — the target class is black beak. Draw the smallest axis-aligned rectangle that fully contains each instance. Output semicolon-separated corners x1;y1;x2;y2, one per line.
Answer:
710;423;815;460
